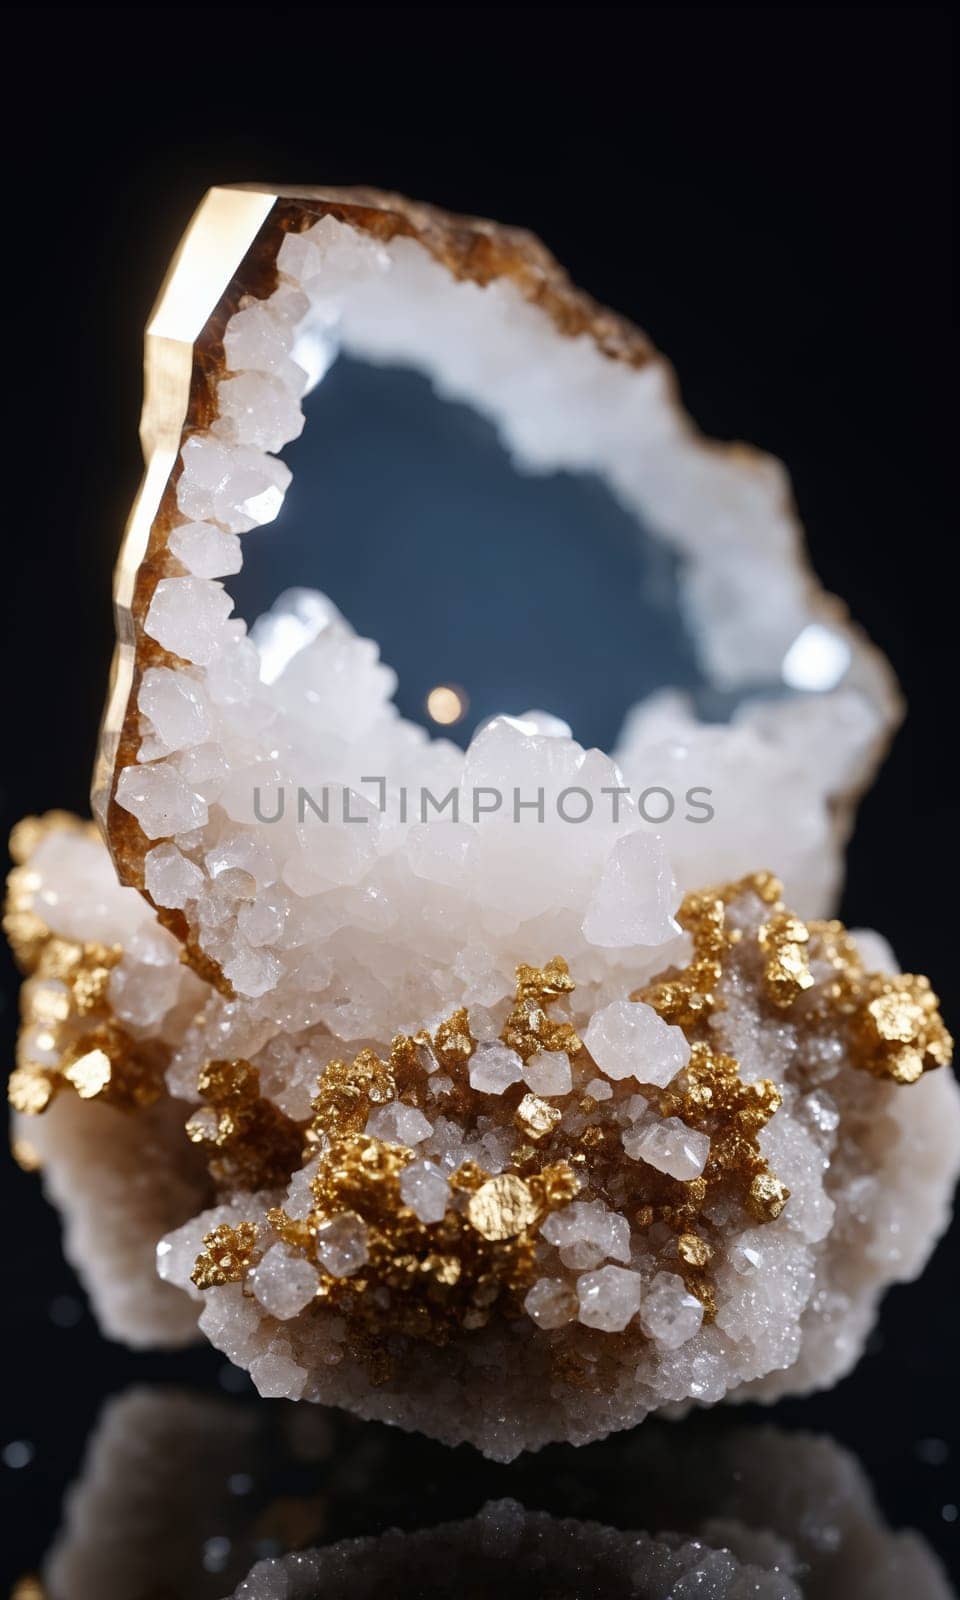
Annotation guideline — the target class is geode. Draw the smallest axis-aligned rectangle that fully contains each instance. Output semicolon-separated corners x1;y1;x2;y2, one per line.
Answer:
6;186;958;1459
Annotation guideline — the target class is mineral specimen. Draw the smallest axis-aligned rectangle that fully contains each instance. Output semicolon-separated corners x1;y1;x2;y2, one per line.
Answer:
5;186;957;1458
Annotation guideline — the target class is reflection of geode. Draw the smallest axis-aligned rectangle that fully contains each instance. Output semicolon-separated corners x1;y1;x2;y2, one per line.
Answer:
6;188;958;1458
232;1502;789;1599
40;1388;953;1600
230;1494;952;1600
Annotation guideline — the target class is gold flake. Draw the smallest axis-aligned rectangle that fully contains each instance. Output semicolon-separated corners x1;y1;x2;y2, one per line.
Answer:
191;1221;260;1289
529;1161;580;1209
426;1254;462;1285
432;1008;475;1071
502;958;582;1062
692;1281;718;1321
187;1059;303;1190
28;983;71;1025
868;990;925;1043
747;1172;790;1221
448;1160;487;1193
8;1067;56;1115
578;1124;605;1151
467;1174;540;1240
515;1092;562;1141
802;921;953;1083
62;1047;113;1099
309;1049;397;1142
4;828;164;1117
759;910;815;1008
516;956;576;1002
2;908;49;972
677;1232;713;1268
70;955;119;1016
266;1207;314;1252
852;974;952;1083
39;939;82;982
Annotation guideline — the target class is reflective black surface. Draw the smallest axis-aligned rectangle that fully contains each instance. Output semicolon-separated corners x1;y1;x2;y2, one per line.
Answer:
6;1377;956;1597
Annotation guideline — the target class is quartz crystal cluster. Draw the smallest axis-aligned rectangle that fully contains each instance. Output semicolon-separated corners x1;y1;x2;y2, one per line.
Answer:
5;186;958;1458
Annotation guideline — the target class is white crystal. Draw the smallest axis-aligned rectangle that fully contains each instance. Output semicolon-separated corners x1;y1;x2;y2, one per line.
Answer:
143;843;205;909
582;829;680;948
249;1347;307;1401
222;944;281;1001
729;1234;764;1276
144;577;234;666
177;436;291;532
108;932;182;1028
407;821;473;888
169;521;242;578
315;1214;369;1278
204;636;262;709
623;1116;710;1180
639;1270;704;1348
276;229;328;286
223;299;295;372
366;1102;433;1146
500;709;573;738
398;1159;451;1224
205;832;276;888
576;1265;644;1332
585;1077;613;1101
115;763;208;838
215;370;305;453
138;667;212;751
523;1276;577;1329
248;588;341;684
803;1090;840;1135
583;1000;690;1085
541;1200;631;1269
522;1050;572;1097
238;895;286;947
249;1244;318;1320
469;1043;524;1095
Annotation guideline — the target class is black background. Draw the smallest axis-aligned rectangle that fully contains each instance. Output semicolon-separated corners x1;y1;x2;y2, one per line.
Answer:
0;6;956;1591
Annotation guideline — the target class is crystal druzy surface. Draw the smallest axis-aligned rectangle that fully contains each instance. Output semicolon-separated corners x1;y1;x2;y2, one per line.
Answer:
5;186;957;1459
